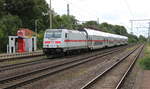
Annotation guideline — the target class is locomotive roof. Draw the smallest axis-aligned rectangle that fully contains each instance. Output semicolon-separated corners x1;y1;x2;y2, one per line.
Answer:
46;29;64;32
46;29;85;33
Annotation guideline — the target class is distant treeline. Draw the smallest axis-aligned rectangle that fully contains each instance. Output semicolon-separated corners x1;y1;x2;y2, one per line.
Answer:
0;0;147;53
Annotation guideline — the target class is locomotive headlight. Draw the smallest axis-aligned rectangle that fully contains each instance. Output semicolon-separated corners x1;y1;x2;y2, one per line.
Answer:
57;45;59;48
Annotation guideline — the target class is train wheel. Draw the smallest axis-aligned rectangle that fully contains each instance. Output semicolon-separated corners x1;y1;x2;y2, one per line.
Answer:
46;55;53;59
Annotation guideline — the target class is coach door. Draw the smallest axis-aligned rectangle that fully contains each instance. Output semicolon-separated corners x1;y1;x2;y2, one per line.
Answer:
65;33;68;47
88;36;92;48
104;38;107;46
105;38;109;47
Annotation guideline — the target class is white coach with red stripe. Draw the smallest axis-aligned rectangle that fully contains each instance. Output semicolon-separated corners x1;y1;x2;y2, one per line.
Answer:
83;28;128;50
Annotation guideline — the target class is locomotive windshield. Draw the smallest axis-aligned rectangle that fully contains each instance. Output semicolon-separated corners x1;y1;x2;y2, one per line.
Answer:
45;31;62;38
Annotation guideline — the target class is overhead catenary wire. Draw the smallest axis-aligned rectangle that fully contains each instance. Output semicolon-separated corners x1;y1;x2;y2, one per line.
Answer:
122;0;134;19
65;0;135;21
121;0;135;34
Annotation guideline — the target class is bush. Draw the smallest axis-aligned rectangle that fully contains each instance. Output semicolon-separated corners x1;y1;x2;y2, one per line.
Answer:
139;44;150;70
139;56;150;70
37;31;44;49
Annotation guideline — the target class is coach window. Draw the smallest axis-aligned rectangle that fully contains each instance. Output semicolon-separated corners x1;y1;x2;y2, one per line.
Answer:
65;33;68;38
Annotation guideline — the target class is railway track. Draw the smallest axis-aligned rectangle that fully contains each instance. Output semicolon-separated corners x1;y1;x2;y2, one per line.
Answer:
115;45;144;89
0;45;129;89
0;45;129;72
0;58;49;72
80;44;144;89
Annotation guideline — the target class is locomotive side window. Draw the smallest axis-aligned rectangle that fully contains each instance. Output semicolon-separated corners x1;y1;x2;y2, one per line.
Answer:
65;33;68;38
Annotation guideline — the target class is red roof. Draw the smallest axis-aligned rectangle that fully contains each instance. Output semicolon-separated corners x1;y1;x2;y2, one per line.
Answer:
17;28;35;38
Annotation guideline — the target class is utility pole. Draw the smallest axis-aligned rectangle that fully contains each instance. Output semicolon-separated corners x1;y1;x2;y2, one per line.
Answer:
135;22;150;42
130;20;133;34
35;19;38;37
97;18;99;24
136;26;148;35
67;4;70;16
130;19;150;37
49;0;52;29
148;22;150;42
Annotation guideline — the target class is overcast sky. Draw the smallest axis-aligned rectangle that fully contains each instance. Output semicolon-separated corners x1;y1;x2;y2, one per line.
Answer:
46;0;150;37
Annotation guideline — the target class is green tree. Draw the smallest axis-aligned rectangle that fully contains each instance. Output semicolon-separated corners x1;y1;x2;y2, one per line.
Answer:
139;35;147;42
52;15;77;29
99;22;116;33
83;21;98;27
52;15;63;29
0;0;5;17
0;14;22;52
61;15;77;29
37;30;44;49
127;34;139;43
113;25;128;35
4;0;49;30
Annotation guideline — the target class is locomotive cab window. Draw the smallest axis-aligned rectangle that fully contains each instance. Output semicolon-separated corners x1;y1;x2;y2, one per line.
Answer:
45;31;62;38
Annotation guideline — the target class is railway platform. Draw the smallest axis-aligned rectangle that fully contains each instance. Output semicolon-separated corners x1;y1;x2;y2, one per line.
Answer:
0;50;43;60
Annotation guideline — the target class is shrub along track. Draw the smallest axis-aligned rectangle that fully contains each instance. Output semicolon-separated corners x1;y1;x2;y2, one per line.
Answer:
0;45;130;89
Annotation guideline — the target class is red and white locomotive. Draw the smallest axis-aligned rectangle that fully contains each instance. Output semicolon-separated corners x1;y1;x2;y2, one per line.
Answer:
43;28;128;56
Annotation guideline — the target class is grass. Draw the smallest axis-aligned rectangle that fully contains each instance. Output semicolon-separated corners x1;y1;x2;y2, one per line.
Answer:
126;46;136;51
139;44;150;70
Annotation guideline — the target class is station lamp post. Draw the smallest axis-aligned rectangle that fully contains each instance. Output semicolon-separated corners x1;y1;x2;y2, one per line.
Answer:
49;0;52;29
35;19;38;37
42;0;53;29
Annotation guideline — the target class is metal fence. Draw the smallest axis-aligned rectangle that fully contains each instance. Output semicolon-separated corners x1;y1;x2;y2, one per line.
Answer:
0;45;6;53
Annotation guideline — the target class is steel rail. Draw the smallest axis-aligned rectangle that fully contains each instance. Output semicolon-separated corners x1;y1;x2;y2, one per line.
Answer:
0;46;125;89
115;44;144;89
80;44;142;89
0;58;49;72
0;45;127;72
